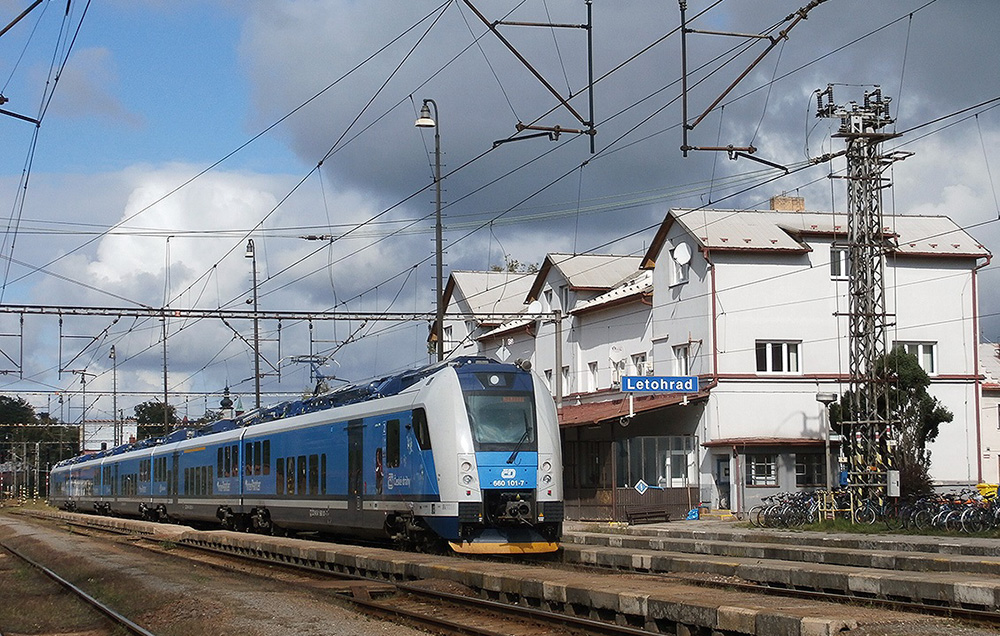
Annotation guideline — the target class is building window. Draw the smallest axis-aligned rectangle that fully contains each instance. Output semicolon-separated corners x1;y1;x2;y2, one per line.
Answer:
631;352;648;376
562;366;571;393
795;454;825;487
755;341;800;374
560;285;570;311
670;242;691;286
443;325;453;348
543;289;553;312
588;361;599;392
745;454;777;487
893;341;936;375
830;246;849;280
544;369;553;390
673;344;690;376
616;436;697;489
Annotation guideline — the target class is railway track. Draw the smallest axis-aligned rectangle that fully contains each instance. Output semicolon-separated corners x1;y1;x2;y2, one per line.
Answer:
48;513;656;636
0;538;156;636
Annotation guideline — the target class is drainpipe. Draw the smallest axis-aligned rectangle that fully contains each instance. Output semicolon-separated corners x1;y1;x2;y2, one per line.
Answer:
973;253;992;483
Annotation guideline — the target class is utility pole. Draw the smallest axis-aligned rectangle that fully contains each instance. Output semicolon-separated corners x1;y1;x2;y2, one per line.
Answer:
816;85;908;511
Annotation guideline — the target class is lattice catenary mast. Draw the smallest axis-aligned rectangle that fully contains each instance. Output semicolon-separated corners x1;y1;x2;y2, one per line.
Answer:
816;85;907;505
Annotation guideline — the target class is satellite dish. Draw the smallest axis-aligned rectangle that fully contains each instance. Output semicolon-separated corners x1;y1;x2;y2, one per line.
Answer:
673;242;692;266
527;300;543;316
609;344;625;364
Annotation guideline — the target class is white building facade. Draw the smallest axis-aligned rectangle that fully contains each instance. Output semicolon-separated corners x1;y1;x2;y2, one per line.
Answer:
642;203;990;510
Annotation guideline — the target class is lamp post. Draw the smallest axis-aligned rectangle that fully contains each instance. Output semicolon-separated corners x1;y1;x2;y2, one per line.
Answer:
246;239;261;409
816;392;838;493
415;99;444;362
109;345;117;446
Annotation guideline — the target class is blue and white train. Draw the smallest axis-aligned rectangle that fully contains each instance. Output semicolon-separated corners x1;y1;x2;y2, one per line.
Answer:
49;357;563;554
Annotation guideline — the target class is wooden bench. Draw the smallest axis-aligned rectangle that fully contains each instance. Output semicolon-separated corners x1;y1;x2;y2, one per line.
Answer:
624;504;671;524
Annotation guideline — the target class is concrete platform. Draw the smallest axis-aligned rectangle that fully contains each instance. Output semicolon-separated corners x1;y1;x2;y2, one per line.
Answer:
30;510;938;635
564;520;1000;609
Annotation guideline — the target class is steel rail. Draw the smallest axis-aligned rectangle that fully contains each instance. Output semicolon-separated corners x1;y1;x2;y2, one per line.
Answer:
0;539;157;636
176;537;658;636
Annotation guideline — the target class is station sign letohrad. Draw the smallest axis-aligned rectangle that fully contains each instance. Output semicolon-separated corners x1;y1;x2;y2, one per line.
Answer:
621;375;699;393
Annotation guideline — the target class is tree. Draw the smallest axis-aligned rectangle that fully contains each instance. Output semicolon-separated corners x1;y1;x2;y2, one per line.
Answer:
134;400;179;440
1;395;78;494
490;257;538;273
830;347;953;496
0;395;38;425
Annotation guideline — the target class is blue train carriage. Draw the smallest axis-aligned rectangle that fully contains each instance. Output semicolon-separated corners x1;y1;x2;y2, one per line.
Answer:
428;359;563;554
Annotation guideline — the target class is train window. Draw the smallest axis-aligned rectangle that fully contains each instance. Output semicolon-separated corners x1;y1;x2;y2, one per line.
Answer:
262;440;270;475
412;408;431;450
386;419;400;468
183;468;189;495
286;458;295;494
222;447;229;477
297;456;307;495
246;443;253;475
276;457;285;495
208;466;213;496
321;454;327;495
253;442;261;476
309;455;319;495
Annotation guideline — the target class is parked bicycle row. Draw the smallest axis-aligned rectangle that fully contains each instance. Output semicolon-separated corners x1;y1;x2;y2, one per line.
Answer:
746;487;1000;533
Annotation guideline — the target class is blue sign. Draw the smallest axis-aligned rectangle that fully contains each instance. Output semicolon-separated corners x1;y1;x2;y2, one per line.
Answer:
622;376;699;393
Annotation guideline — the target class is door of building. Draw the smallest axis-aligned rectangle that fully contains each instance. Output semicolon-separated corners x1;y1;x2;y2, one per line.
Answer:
714;456;731;510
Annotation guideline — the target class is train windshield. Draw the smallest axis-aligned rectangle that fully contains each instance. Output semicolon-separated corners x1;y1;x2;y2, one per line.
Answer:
464;393;536;451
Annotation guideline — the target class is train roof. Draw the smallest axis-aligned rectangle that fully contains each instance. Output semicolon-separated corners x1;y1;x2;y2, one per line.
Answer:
53;356;520;469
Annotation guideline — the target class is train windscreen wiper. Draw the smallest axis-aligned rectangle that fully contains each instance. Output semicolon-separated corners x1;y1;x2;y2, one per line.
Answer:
506;426;531;464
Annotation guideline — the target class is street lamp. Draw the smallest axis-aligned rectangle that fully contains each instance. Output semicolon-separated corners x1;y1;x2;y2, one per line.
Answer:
109;346;117;446
415;99;444;362
816;392;838;493
246;239;261;409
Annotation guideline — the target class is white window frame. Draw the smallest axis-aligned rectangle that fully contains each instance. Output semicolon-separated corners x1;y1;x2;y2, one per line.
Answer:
673;344;690;376
670;247;689;286
745;454;777;487
755;340;801;374
830;246;849;280
631;352;648;376
561;365;571;394
894;341;937;375
588;361;599;392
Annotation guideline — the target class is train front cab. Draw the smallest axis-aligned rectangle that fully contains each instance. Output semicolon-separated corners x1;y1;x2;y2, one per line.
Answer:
444;361;563;554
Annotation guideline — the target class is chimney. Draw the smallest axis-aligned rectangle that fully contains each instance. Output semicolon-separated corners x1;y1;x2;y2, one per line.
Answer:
770;195;805;212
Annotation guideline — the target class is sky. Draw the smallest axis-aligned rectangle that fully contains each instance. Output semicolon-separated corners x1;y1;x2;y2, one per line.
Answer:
0;0;998;436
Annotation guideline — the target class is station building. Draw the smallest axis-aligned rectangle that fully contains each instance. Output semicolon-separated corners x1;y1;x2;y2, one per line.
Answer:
442;198;991;520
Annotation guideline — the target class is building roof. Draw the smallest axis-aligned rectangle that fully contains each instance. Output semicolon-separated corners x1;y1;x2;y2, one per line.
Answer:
642;208;991;268
702;437;835;448
570;269;653;316
981;343;1000;391
527;253;642;302
558;389;710;427
444;271;534;325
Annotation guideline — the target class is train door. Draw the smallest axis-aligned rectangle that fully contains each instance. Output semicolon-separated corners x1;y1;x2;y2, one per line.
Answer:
171;453;179;504
347;419;364;524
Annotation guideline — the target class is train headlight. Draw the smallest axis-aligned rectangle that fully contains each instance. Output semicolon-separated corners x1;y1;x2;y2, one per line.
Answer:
462;474;473;485
541;460;552;472
542;474;552;484
461;461;472;472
